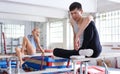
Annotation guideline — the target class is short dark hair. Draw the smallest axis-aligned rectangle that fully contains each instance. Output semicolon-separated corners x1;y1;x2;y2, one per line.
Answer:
69;2;82;11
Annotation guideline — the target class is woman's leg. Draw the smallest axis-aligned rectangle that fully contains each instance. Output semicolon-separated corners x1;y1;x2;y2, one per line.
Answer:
22;36;36;55
15;47;24;67
53;48;79;59
15;36;35;67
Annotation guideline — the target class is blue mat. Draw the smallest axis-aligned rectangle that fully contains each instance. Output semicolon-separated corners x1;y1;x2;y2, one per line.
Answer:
30;56;69;62
0;60;17;68
22;56;71;71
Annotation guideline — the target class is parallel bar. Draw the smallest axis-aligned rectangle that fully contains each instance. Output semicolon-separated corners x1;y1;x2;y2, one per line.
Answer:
22;53;53;58
84;62;88;74
0;55;16;58
73;61;76;74
70;53;120;74
0;55;18;74
80;62;83;74
102;59;109;74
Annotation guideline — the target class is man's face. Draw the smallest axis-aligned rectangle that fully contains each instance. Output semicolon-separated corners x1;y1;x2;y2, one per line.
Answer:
70;8;82;22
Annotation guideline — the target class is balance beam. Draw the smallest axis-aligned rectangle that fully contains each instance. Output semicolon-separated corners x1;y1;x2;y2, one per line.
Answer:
0;54;16;59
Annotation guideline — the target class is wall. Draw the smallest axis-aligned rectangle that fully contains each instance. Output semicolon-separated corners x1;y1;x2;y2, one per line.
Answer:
0;19;34;53
34;22;47;49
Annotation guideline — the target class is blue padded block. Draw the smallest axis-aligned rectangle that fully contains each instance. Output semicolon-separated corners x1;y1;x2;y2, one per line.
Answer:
22;56;71;71
31;56;69;62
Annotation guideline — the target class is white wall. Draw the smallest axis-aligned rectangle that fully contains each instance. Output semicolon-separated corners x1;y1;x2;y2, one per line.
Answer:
63;19;74;49
97;0;120;12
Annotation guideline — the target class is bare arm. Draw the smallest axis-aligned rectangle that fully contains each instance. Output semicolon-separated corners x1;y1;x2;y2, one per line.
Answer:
35;36;44;53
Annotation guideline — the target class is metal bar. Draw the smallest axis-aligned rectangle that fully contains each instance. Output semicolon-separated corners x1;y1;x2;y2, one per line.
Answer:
80;62;83;74
73;61;77;74
102;59;109;74
0;23;3;54
84;62;88;74
8;58;11;74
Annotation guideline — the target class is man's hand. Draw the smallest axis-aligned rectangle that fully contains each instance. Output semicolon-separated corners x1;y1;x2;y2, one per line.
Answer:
69;14;75;26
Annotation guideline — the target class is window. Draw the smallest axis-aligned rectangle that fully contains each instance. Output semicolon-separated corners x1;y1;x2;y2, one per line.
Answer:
96;10;120;42
49;21;63;43
3;24;25;38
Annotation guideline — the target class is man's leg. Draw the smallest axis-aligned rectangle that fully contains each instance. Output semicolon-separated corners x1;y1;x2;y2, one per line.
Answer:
53;48;94;58
53;48;79;59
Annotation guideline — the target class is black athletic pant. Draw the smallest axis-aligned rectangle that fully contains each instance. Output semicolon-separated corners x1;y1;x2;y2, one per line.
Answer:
53;48;101;59
53;48;79;59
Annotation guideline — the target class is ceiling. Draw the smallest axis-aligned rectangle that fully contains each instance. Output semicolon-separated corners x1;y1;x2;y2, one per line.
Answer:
1;0;120;12
0;0;96;11
0;0;120;22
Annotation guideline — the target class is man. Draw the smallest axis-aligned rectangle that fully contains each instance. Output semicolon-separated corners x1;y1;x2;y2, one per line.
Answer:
15;28;44;67
53;2;102;58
